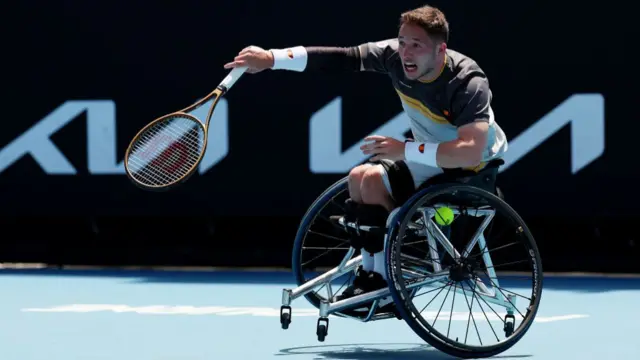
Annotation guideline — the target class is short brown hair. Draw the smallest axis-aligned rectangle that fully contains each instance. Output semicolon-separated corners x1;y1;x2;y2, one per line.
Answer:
400;5;449;43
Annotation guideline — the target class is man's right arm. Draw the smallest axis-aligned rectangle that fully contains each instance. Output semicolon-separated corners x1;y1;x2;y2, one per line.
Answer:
269;39;397;74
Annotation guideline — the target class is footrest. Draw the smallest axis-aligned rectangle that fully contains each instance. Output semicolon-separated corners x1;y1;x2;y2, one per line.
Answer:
337;299;402;322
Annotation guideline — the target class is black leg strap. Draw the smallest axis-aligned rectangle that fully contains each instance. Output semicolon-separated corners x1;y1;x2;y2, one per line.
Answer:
341;200;389;252
357;204;389;226
342;199;364;249
357;204;388;254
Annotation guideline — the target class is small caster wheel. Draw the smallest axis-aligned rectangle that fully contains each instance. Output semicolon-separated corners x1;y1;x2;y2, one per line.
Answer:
504;314;515;337
280;306;291;330
317;324;327;342
316;317;329;342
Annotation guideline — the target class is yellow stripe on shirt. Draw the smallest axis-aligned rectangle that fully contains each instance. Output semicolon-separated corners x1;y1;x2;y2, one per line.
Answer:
395;89;450;125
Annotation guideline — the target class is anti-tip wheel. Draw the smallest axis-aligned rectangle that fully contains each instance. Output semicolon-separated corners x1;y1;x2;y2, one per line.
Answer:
504;314;515;337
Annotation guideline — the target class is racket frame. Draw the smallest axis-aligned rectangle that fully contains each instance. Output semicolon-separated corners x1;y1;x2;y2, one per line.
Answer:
124;67;247;191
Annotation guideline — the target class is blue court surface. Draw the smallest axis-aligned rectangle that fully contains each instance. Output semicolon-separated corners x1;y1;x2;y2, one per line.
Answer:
1;268;638;359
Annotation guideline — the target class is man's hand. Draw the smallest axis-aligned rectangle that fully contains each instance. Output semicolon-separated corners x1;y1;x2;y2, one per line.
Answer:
224;46;274;74
360;135;406;162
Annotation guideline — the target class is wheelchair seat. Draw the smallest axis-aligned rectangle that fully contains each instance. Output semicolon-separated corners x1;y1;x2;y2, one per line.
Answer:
417;158;504;195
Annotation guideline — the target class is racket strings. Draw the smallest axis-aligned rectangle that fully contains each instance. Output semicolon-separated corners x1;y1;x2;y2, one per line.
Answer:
127;116;205;187
128;131;201;185
130;128;200;181
131;120;202;167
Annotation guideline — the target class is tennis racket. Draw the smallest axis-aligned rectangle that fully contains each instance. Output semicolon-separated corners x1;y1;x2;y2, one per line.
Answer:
124;66;248;191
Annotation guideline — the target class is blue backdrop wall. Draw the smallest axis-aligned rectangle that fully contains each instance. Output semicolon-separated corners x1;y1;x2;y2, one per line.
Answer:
2;0;639;273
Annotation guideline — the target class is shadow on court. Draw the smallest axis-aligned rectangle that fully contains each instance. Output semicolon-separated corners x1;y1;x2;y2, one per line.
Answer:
1;268;639;293
275;343;533;360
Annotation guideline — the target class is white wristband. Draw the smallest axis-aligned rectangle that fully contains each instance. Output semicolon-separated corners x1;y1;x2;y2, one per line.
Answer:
405;141;439;167
270;46;308;72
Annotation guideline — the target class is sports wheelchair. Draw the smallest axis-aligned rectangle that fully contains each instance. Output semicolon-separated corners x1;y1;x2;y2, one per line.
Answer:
280;159;544;359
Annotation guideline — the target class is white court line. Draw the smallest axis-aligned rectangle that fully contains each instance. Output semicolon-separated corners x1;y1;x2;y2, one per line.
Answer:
21;304;590;323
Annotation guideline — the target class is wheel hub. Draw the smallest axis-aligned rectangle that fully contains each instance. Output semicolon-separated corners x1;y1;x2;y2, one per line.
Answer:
449;258;477;283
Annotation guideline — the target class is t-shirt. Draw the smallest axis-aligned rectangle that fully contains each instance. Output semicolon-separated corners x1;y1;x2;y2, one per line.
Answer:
358;38;508;162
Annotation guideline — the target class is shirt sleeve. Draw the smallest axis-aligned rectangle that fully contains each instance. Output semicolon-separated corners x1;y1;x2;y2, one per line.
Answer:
357;39;399;74
450;75;493;127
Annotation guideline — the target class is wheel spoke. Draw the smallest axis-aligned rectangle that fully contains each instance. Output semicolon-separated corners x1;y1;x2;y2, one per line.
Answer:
468;240;521;260
478;268;530;319
412;281;452;299
485;259;531;271
460;280;486;345
463;278;507;327
301;240;350;267
431;282;455;328
447;283;457;338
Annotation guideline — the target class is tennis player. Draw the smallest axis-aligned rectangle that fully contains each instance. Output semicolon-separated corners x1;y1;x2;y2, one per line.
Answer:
224;5;508;309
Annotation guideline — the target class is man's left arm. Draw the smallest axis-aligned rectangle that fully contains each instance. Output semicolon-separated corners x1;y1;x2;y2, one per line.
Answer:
405;75;491;168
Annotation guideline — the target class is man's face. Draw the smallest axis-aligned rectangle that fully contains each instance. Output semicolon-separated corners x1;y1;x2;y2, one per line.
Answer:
398;23;441;80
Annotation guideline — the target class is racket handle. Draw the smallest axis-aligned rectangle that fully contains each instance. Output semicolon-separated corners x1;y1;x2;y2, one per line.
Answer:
220;66;248;90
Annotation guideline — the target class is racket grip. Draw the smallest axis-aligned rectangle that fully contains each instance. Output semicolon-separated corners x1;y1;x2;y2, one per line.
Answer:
220;66;248;90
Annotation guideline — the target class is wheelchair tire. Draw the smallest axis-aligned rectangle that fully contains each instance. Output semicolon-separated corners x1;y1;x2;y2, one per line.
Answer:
385;183;543;359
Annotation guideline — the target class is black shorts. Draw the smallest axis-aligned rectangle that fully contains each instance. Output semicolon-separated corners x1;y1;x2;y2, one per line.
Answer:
376;159;418;206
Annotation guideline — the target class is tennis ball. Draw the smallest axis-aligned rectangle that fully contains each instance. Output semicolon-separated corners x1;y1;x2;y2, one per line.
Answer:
434;206;454;226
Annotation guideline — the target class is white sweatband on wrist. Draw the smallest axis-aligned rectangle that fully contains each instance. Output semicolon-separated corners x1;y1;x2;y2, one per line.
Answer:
270;46;308;71
405;141;439;167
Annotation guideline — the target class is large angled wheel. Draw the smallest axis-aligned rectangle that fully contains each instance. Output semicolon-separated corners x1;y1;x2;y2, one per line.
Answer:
385;184;543;359
291;177;362;317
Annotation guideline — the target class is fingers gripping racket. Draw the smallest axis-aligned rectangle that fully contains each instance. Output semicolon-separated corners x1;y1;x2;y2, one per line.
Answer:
124;66;247;191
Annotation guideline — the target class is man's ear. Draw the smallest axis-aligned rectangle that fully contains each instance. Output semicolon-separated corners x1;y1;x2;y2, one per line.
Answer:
439;42;447;54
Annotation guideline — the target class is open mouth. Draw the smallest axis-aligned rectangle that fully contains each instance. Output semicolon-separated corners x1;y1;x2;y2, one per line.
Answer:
403;61;418;73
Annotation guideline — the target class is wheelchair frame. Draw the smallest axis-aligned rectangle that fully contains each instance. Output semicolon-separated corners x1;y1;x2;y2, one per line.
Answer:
280;175;543;359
